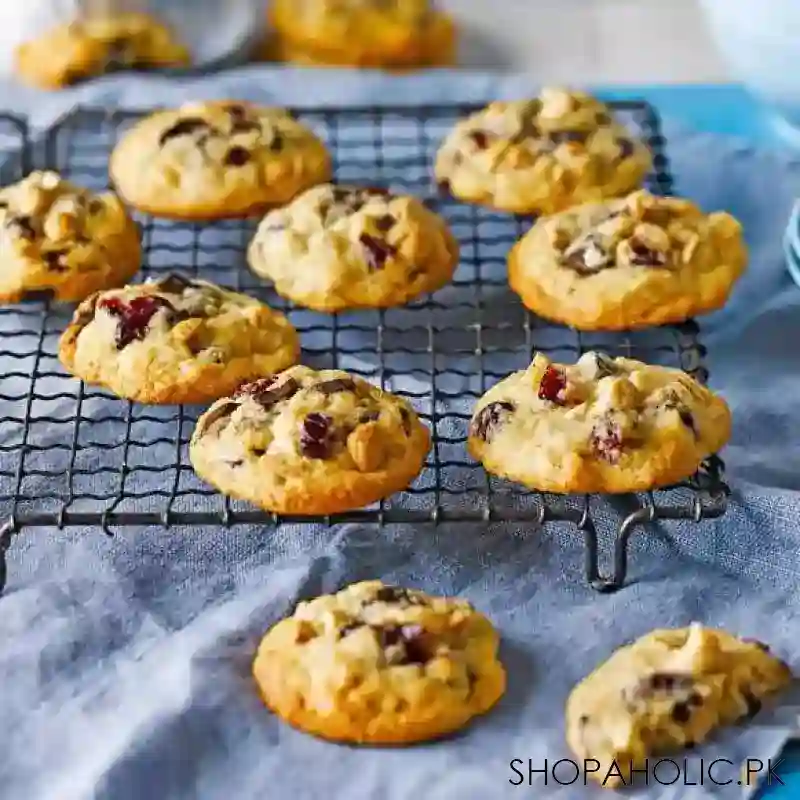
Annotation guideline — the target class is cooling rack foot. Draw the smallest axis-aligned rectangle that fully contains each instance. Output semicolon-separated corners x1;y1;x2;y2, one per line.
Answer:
0;518;19;596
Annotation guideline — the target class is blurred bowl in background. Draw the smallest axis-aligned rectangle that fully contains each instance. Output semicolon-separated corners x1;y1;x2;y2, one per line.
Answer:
700;0;800;146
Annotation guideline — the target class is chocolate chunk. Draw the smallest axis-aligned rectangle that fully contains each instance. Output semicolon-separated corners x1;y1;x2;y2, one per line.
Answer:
549;129;589;145
743;638;771;652
564;240;611;275
617;138;635;160
42;250;70;272
399;406;412;436
649;673;677;691
470;401;515;442
338;622;364;638
224;146;251;166
373;586;419;605
269;132;283;152
87;199;104;215
226;104;246;118
629;240;669;268
679;409;697;438
437;179;451;195
595;111;612;125
593;352;617;378
468;130;490;149
742;691;762;720
236;376;299;409
299;412;335;459
378;624;430;665
359;409;381;424
671;702;692;723
373;214;395;233
6;215;38;239
197;401;240;436
687;692;703;707
158;117;211;147
156;273;195;295
359;233;397;271
314;378;356;395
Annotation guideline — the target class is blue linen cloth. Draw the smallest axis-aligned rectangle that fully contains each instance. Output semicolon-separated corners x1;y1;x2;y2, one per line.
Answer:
1;68;800;800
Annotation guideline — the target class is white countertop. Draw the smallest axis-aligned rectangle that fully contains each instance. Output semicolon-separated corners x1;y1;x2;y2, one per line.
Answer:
448;0;730;83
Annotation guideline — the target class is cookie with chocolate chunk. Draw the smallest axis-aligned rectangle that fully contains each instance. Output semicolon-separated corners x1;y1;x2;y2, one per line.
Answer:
109;101;331;220
566;624;792;788
508;188;747;330
247;183;459;311
435;88;651;215
252;580;506;743
58;274;298;404
0;171;141;304
190;366;430;514
468;351;731;494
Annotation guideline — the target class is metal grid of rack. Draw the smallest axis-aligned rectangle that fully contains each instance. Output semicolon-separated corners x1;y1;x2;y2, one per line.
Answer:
0;101;729;593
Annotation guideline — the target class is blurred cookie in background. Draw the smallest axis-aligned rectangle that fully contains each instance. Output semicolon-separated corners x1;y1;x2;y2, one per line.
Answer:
15;11;190;89
264;0;457;70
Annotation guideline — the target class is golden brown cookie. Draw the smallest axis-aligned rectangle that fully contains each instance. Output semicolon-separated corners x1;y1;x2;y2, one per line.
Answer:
0;171;141;304
268;0;456;69
253;580;506;743
435;88;652;215
508;189;747;330
15;12;190;90
566;625;792;788
58;274;299;405
109;101;332;220
468;351;731;494
190;366;431;514
247;183;459;311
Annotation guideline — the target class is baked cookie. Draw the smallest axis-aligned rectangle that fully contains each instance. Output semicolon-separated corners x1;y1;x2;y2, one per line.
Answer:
252;580;506;743
58;274;299;405
247;183;459;311
566;624;792;788
190;366;430;514
508;189;747;330
109;101;331;220
468;351;731;494
0;171;141;304
269;0;456;69
434;88;651;215
15;12;190;90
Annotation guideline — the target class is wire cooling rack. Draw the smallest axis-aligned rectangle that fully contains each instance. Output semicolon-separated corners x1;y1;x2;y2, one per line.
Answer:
0;101;729;594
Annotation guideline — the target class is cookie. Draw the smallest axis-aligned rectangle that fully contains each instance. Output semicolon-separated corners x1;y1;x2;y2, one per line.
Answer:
58;274;299;405
468;351;731;494
508;189;748;330
109;101;332;220
434;88;652;215
566;624;792;788
247;183;459;311
190;366;430;514
0;171;141;304
252;580;506;743
15;12;190;90
269;0;456;69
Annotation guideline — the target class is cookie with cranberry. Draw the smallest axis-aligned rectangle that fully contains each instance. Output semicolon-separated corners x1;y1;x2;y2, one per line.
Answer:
58;275;299;404
190;366;430;514
248;183;459;311
268;0;456;70
434;88;651;215
468;351;731;494
253;580;506;743
15;12;190;90
509;189;747;330
567;624;791;788
0;171;141;304
109;101;331;220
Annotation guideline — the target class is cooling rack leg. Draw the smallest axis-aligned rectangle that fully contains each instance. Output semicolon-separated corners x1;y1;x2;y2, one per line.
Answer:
582;508;650;593
0;518;19;596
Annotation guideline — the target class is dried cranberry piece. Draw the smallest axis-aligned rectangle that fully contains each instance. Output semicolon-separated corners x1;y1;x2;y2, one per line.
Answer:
100;295;176;350
224;146;251;166
629;240;668;267
373;214;395;232
314;378;355;395
590;418;623;464
470;401;515;442
468;130;490;149
359;233;397;271
156;273;195;295
236;376;299;409
158;118;212;147
300;412;335;459
538;366;567;404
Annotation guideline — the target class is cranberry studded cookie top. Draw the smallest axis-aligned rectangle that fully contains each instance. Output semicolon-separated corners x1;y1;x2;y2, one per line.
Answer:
251;580;506;744
0;171;141;304
109;101;332;219
189;366;431;515
58;274;299;404
434;88;652;215
468;351;731;494
566;624;792;788
248;183;459;311
508;188;748;330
